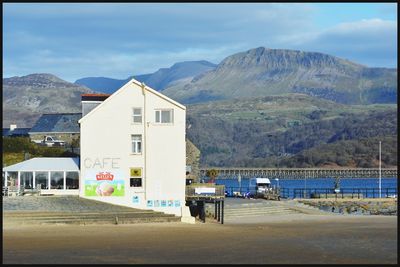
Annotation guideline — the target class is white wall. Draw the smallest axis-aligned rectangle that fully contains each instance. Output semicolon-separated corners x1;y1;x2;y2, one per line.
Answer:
79;80;186;216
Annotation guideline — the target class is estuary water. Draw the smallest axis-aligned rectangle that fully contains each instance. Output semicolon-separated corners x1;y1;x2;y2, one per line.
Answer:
213;177;397;198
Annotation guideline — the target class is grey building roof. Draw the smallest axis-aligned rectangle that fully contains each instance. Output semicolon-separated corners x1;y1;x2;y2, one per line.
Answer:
29;113;82;133
3;157;80;172
3;128;31;137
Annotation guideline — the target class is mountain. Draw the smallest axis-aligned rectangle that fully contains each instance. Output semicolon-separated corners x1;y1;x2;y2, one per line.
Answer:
3;73;94;127
74;60;217;94
163;47;397;104
186;94;397;167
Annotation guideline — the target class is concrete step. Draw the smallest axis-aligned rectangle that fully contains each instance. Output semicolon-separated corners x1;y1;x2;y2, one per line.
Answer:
3;210;180;225
4;216;180;225
225;209;300;215
3;211;162;218
225;211;299;218
221;204;303;218
224;208;296;214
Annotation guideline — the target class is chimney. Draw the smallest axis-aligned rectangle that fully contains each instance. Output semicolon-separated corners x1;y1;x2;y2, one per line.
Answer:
10;124;17;131
81;94;111;117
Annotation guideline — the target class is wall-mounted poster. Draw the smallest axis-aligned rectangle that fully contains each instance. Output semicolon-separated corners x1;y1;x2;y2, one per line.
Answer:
154;200;160;207
168;200;173;207
161;200;167;207
132;196;139;204
147;200;154;207
130;168;142;177
84;170;125;197
174;200;181;207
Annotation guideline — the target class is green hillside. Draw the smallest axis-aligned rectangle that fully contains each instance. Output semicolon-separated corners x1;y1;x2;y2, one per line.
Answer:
186;94;397;167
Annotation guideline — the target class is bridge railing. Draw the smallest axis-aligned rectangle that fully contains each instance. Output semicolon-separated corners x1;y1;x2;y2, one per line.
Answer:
200;168;398;179
223;187;397;199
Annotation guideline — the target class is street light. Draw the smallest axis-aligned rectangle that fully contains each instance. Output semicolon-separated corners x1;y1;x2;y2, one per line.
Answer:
275;178;279;188
379;141;382;198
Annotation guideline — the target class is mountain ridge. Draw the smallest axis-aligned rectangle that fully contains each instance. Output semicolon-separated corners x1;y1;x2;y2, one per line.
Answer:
162;47;397;105
3;73;94;127
74;60;217;94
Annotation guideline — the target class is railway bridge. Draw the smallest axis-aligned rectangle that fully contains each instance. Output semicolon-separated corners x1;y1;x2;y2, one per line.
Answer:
199;168;398;180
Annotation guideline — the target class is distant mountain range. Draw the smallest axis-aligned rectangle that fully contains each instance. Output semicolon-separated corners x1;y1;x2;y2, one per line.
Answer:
162;47;397;104
2;73;93;127
74;60;217;94
75;47;397;105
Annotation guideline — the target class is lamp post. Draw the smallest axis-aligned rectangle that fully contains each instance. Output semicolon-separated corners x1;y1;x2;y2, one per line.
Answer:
275;178;279;188
238;173;242;195
379;141;382;198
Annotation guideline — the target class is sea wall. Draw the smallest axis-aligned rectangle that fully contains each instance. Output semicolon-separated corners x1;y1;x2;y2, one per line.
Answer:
298;199;397;215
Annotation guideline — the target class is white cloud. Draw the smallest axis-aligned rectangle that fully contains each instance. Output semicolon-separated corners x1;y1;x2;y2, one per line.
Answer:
3;4;397;80
271;19;397;67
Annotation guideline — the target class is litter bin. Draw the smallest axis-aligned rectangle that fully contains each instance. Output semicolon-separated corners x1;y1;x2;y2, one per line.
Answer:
187;200;199;217
197;200;205;222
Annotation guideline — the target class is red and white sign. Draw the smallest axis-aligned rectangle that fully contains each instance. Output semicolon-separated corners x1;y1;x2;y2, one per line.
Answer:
96;172;114;181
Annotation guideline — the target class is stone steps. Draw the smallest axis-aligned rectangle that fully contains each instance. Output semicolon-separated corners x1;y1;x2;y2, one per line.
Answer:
224;207;301;217
2;196;181;225
3;211;180;225
207;200;304;219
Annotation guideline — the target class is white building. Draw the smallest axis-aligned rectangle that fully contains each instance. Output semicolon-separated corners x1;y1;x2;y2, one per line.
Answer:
79;78;189;217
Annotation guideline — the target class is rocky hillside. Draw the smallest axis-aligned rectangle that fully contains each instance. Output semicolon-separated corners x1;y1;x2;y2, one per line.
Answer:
2;74;93;127
163;47;397;104
75;60;216;94
186;139;201;181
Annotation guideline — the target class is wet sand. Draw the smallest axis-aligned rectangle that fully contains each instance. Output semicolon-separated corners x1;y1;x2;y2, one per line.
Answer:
3;214;397;264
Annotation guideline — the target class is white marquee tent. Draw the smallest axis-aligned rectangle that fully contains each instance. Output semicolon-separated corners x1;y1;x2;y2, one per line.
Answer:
3;157;80;195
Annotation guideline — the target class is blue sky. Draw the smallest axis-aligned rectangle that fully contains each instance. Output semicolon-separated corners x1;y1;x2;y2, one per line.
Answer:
3;3;397;82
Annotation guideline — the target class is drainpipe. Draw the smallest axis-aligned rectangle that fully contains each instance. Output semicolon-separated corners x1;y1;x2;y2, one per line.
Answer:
141;82;147;201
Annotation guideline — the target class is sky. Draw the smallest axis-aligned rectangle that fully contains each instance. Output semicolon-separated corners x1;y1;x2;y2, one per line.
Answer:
3;3;398;82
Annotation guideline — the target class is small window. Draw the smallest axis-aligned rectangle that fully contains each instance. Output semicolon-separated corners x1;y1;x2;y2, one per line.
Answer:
155;109;173;124
66;172;79;189
132;108;142;123
50;171;64;190
35;171;49;189
131;135;142;154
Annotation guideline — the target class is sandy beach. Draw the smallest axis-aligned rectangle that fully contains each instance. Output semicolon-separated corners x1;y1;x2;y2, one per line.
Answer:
3;214;397;264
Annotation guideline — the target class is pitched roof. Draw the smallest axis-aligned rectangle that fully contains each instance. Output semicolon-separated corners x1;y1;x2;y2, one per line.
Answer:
3;157;80;172
3;128;31;136
29;113;81;133
81;94;111;101
79;78;185;124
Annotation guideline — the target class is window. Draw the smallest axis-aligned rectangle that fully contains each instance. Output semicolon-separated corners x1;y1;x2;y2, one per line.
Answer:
20;172;33;189
66;172;79;189
130;168;142;188
50;171;64;189
6;172;17;187
155;109;173;124
35;172;49;189
132;108;142;123
131;135;142;154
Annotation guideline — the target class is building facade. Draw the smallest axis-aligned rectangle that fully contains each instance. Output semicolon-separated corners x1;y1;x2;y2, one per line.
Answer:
79;79;187;216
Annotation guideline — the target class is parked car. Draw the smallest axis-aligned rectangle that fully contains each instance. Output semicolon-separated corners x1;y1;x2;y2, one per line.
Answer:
31;135;65;147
